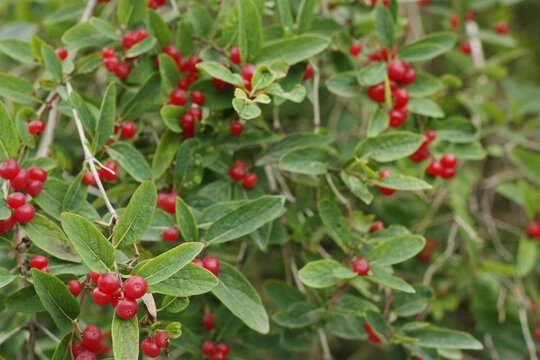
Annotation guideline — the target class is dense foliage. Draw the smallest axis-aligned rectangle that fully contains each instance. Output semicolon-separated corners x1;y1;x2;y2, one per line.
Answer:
0;0;538;359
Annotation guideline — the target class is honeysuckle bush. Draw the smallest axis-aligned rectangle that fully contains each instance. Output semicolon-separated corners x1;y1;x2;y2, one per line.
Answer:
0;0;538;359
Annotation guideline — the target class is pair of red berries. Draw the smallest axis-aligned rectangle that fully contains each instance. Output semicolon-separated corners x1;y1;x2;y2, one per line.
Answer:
526;216;540;239
159;44;201;75
370;0;389;6
409;131;436;163
193;256;220;276
75;325;110;358
29;255;49;272
377;169;396;196
364;323;381;343
147;0;166;9
157;192;177;214
202;340;229;360
162;226;180;242
141;332;170;358
168;88;206;106
1;161;47;197
180;107;203;139
352;258;370;276
418;239;437;263
90;272;148;320
82;161;119;186
368;47;398;63
101;47;132;80
229;161;258;190
28;120;46;135
426;154;458;180
6;192;37;225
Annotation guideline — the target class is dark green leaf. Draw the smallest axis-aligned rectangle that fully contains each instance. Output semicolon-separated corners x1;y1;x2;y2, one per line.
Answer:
296;0;316;33
63;173;87;213
399;32;457;62
273;302;322;328
355;131;424;162
107;142;152;182
340;172;373;205
257;35;329;65
404;326;483;350
175;138;203;188
147;10;171;48
93;82;116;153
62;23;108;50
0;39;34;64
196;61;244;87
238;0;263;62
175;197;198;242
318;200;351;251
152;130;181;178
121;74;161;120
188;2;212;37
375;4;395;51
149;263;218;297
40;45;63;82
0;73;34;104
408;98;444;118
299;260;345;288
117;0;147;26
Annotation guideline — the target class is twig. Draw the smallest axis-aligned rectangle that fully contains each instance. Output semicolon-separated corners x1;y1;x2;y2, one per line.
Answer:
496;286;507;323
484;333;500;360
36;98;59;157
0;325;24;346
325;174;353;222
513;280;538;360
272;106;282;132
81;0;98;22
264;165;278;193
36;324;60;344
423;222;458;286
27;314;37;360
317;329;333;360
192;36;229;57
312;65;321;134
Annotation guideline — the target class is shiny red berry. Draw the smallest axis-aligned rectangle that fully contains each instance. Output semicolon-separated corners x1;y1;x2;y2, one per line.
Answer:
216;343;229;356
389;107;408;128
89;271;100;284
527;223;540;239
83;171;95;186
440;154;458;168
212;77;229;90
163;45;181;62
141;338;161;358
460;41;472;55
103;57;120;72
92;288;112;305
229;165;246;182
102;47;115;58
303;64;314;80
29;255;48;270
352;258;370;276
494;21;509;34
82;325;102;352
392;88;409;108
192;258;203;266
441;167;456;180
157;193;176;214
162;226;180;242
426;161;443;177
229;46;241;65
188;107;202;121
370;221;385;233
76;351;96;360
97;273;120;295
367;83;386;103
115;62;132;80
169;88;187;106
241;64;256;82
450;14;460;29
26;179;44;196
120;121;137;139
401;68;417;85
203;256;220;276
155;332;170;348
230;120;244;136
0;160;20;180
349;42;363;56
102;161;118;181
387;60;406;82
10;169;29;190
115;298;138;319
191;90;205;105
0;216;15;234
124;275;148;299
67;280;82;296
7;192;26;209
56;48;68;61
202;340;216;356
28;120;45;135
243;173;258;190
203;313;215;331
13;203;35;224
28;166;47;182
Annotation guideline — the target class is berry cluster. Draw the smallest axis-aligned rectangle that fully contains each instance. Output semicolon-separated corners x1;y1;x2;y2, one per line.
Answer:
89;272;147;320
363;322;381;343
418;239;437;263
193;256;220;276
352;258;370;276
201;312;229;359
82;161;119;186
141;332;170;358
72;325;110;359
409;131;436;163
157;192;177;214
426;154;458;180
29;255;49;272
526;217;540;239
229;160;258;190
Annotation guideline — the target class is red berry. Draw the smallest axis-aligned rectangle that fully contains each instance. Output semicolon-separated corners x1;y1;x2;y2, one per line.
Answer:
155;332;170;348
10;169;29;190
157;193;176;214
169;88;187;106
7;192;26;209
162;226;180;242
392;88;409;108
460;41;472;55
424;130;436;143
409;147;430;163
102;47;115;58
527;223;540;239
103;57;120;72
188;107;202;121
229;164;246;182
202;340;216;356
111;289;122;308
352;258;370;276
186;55;201;73
370;221;384;233
241;64;256;82
163;45;181;62
123;32;137;50
229;46;241;65
349;42;363;56
97;273;120;295
102;161;118;181
76;351;96;360
426;161;443;177
450;14;460;29
203;313;215;331
29;255;48;270
28;166;47;182
192;258;203;266
387;60;406;82
440;154;458;168
494;21;509;34
441;167;457;180
378;169;396;196
211;352;226;360
0;160;20;180
82;325;102;352
83;171;95;186
230;120;244;136
303;64;314;80
177;77;190;89
389;107;408;128
71;342;86;357
115;62;132;80
203;256;220;276
124;275;148;299
243;173;258;190
141;338;161;358
26;180;44;197
56;48;68;61
191;90;205;105
115;298;138;319
401;68;417;85
212;77;229;90
535;327;540;342
419;249;432;263
0;216;15;234
216;343;229;356
67;280;82;296
92;288;112;305
89;271;100;284
120;121;137;139
13;203;35;224
367;83;386;103
180;114;195;132
28;120;45;135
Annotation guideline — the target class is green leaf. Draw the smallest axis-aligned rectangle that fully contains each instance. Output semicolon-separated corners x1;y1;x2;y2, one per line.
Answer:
41;44;63;82
125;37;157;58
233;97;262;120
0;73;34;104
299;260;345;288
0;102;20;161
15;107;36;149
61;212;115;273
196;61;244;87
175;18;193;55
117;0;147;26
89;17;119;40
433;116;476;143
93;82;116;153
175;138;203;188
407;72;443;98
264;280;305;309
257;35;329;65
176;197;198;242
404;326;483;350
393;285;432;317
0;39;34;64
62;23;108;50
273;302;322;328
206;195;285;245
375;3;395;51
238;0;263;62
107;142;152;182
112;314;139;360
399;32;457;62
517;237;537;277
372;175;432;191
132;242;203;285
51;334;71;360
256;133;331;166
63;173;87;213
408;98;444;118
32;269;80;334
447;142;486;160
160;105;183;133
6;286;45;313
326;72;362;98
340;172;373;205
0;267;16;289
279;147;327;175
276;0;294;30
159;54;181;93
355;131;424;162
211;262;270;334
22;214;81;263
509;147;540;186
121;74;161;120
367;107;389;137
318;200;351;251
368;235;425;266
147;10;171;49
366;271;415;293
149;263;218;297
266;83;307;103
296;0;316;33
188;2;212;37
69;90;96;136
0;199;10;220
152;130;181;178
114;180;157;247
357;61;387;87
